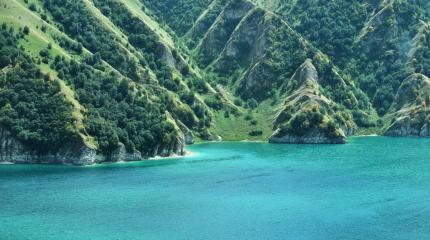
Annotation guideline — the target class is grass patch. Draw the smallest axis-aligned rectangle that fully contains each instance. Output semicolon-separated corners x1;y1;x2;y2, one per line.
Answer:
210;100;277;141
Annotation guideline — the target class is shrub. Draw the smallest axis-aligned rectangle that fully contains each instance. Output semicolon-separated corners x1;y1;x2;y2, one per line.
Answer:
249;130;263;136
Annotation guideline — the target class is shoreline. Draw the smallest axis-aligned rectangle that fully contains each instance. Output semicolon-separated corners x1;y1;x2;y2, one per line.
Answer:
4;136;425;166
0;161;14;165
148;150;193;161
193;134;383;145
353;134;379;137
0;151;194;167
83;150;194;167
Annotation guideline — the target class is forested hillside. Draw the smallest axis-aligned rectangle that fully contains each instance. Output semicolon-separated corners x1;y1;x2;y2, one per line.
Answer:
1;0;430;164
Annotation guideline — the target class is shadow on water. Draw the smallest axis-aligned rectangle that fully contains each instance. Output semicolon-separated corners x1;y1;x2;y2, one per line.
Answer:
0;158;182;178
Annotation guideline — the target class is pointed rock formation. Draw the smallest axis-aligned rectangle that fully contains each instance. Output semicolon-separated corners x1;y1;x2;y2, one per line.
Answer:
269;59;354;144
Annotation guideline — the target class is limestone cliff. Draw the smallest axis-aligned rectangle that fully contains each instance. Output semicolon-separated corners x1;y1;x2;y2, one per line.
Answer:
0;124;188;165
0;126;97;165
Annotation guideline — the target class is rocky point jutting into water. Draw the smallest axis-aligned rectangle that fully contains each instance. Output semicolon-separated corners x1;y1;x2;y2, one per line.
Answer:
269;59;354;144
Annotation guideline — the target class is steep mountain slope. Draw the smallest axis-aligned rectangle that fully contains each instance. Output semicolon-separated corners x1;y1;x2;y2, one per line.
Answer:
270;59;354;144
143;0;373;140
259;0;430;115
384;73;430;136
1;0;430;164
0;0;219;164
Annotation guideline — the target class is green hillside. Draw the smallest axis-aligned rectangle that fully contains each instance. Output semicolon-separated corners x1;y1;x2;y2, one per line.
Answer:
1;0;430;164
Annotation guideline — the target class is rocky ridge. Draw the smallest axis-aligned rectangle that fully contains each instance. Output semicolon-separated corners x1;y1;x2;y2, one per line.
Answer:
384;74;430;137
269;59;353;144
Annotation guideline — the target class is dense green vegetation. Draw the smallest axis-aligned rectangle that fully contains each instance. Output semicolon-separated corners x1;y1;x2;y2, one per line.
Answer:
141;0;212;36
91;0;213;134
92;0;167;73
278;106;340;138
274;0;430;115
413;24;430;77
51;55;179;155
0;25;76;153
2;0;430;161
281;0;375;68
38;0;214;155
185;0;228;49
138;0;430;140
43;0;143;80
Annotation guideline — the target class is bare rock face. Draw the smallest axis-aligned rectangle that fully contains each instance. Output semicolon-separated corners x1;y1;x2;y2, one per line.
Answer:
159;44;177;68
291;59;318;86
109;143;142;162
385;117;421;136
152;135;186;158
0;126;29;163
221;8;269;66
176;120;194;145
197;0;255;66
384;74;430;137
0;126;97;165
239;61;277;99
420;124;430;137
213;8;301;100
0;123;188;165
269;128;346;144
157;43;189;73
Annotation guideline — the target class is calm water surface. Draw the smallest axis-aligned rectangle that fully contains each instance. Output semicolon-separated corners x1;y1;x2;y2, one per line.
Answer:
1;137;430;240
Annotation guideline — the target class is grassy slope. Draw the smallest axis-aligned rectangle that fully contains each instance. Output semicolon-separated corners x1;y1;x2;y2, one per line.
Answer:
0;0;70;58
121;0;204;79
1;0;269;145
4;0;380;143
117;0;274;141
0;0;97;147
120;0;175;48
210;100;279;141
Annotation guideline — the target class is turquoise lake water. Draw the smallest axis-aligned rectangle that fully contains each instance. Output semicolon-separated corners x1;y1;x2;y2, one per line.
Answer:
1;137;430;240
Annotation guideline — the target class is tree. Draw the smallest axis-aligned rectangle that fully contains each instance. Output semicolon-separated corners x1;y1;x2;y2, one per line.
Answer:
29;3;37;11
23;26;30;35
247;98;258;109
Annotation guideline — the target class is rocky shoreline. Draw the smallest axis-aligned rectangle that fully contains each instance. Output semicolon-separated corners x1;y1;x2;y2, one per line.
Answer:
0;126;188;166
269;132;347;144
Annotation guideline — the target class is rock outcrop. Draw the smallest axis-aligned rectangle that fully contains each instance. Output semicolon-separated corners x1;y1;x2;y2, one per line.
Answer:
384;73;430;137
269;59;355;144
196;0;255;66
269;128;346;144
109;143;143;162
0;126;97;165
0;124;188;165
385;117;430;137
176;120;194;145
